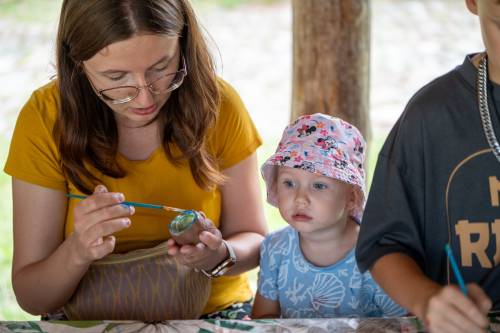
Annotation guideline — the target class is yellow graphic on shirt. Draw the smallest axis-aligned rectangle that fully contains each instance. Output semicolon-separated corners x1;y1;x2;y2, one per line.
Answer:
454;176;500;268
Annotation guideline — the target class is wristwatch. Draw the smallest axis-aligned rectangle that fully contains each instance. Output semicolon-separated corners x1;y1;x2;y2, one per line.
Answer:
201;240;236;278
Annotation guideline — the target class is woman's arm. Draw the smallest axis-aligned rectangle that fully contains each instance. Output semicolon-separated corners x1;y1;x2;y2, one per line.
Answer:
217;152;267;274
371;253;491;333
11;179;132;315
251;292;280;318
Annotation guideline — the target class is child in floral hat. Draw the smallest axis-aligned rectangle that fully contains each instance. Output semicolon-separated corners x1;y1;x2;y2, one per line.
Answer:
252;113;406;319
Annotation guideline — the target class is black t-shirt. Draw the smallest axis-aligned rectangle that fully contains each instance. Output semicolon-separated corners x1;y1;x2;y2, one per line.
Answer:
356;55;500;310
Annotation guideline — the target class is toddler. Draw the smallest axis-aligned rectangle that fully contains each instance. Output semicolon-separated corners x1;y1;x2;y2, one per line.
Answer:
252;113;406;318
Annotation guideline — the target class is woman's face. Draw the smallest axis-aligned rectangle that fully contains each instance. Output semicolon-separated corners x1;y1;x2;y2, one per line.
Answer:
83;34;181;128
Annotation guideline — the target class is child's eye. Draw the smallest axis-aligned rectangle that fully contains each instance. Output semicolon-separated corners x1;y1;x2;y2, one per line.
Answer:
283;180;295;188
313;183;327;190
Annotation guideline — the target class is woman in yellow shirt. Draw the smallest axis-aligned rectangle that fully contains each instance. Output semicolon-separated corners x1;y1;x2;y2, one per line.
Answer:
5;0;267;319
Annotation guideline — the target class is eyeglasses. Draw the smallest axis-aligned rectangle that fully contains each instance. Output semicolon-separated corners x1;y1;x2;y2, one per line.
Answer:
95;55;187;105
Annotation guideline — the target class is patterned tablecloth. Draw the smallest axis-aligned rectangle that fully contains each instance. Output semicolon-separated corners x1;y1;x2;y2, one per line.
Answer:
1;317;499;333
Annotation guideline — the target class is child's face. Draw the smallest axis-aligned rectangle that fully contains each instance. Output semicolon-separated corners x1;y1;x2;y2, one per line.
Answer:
276;166;353;236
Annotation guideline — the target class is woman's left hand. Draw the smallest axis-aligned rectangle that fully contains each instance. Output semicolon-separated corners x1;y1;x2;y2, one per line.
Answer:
166;218;227;271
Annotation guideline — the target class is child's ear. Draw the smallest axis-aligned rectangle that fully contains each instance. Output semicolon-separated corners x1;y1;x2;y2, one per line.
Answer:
346;186;359;213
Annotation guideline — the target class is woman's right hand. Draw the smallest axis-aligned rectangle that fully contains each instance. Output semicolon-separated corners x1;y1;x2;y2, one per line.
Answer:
423;284;492;333
68;185;134;266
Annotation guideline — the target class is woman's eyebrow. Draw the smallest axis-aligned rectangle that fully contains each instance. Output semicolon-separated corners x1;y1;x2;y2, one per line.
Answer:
98;55;173;75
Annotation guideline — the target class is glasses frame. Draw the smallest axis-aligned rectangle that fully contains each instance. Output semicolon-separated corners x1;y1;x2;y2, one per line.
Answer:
96;55;187;105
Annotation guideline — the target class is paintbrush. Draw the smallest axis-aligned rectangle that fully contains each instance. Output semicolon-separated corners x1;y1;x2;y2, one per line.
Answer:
66;193;185;213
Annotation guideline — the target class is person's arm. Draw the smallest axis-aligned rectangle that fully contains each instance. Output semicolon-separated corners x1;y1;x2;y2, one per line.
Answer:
11;179;133;315
371;253;491;333
216;151;267;273
167;152;267;273
252;292;281;318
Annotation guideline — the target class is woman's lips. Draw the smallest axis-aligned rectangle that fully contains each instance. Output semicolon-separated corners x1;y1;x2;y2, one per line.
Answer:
130;104;157;115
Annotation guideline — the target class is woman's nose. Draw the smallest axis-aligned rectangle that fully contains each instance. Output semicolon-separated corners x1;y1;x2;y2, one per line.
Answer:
133;76;154;106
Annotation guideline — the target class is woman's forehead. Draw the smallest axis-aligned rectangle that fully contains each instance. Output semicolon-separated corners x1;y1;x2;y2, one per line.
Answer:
85;34;179;72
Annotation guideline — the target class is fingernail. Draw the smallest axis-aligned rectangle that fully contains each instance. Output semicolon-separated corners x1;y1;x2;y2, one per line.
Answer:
123;218;130;227
95;185;107;193
115;193;124;202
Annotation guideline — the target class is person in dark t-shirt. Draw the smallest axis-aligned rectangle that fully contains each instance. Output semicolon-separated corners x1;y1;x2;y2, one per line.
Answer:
356;1;499;332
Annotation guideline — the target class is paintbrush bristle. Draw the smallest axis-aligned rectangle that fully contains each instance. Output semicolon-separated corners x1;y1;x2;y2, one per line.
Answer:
163;206;184;213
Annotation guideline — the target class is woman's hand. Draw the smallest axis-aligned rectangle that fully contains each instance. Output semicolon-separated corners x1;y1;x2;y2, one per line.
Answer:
423;284;492;333
68;185;134;266
166;215;227;271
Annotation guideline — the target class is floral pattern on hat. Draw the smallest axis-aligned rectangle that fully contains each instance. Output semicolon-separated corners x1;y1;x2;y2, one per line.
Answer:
261;113;366;221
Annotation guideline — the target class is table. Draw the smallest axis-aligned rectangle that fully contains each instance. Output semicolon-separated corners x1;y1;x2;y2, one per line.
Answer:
1;317;499;333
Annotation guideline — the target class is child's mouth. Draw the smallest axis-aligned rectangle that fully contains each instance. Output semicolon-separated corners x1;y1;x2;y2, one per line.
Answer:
292;213;312;222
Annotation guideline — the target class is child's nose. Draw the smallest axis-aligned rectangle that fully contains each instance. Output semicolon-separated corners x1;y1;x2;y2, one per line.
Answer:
294;189;310;206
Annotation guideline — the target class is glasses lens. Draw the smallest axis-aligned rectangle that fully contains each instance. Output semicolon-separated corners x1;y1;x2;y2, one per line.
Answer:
150;70;186;94
101;87;138;103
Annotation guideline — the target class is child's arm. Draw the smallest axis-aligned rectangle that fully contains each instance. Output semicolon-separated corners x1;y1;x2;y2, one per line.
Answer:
371;253;491;333
251;292;281;318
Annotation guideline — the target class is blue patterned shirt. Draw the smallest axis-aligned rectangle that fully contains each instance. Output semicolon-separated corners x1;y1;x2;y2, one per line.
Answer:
257;227;406;318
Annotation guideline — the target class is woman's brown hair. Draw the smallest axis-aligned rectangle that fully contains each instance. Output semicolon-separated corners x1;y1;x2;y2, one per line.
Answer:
54;0;223;194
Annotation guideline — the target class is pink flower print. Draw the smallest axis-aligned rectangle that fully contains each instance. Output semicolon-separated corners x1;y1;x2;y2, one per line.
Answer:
317;121;325;129
340;120;352;129
320;129;328;136
353;137;364;154
331;149;343;160
323;159;333;167
290;151;298;157
297;125;307;137
294;156;303;163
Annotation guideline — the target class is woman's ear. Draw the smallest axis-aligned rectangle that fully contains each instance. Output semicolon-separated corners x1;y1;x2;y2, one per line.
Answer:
465;0;478;15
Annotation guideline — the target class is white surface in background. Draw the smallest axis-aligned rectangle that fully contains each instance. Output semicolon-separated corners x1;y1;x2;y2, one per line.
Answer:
0;0;484;141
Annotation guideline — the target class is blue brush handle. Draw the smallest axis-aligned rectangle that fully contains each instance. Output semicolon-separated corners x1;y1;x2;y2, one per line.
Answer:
66;193;164;210
445;243;468;295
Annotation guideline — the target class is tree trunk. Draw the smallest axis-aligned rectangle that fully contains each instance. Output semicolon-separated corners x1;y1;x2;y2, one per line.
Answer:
292;0;371;138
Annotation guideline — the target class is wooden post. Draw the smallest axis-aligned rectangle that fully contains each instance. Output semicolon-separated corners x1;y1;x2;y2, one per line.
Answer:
292;0;371;138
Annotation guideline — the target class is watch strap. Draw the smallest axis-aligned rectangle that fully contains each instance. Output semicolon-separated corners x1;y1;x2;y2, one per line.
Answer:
201;240;236;278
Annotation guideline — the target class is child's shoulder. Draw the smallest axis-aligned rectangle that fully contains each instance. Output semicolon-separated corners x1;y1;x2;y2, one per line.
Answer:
261;226;296;251
264;226;296;242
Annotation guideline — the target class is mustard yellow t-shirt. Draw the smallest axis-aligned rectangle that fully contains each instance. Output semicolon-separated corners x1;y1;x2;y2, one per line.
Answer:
4;79;262;314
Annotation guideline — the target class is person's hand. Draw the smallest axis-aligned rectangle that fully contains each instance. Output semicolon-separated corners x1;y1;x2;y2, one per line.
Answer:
68;185;134;266
166;215;226;271
423;283;492;333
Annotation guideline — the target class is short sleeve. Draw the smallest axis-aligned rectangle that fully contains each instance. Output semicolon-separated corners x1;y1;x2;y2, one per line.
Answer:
257;236;279;300
355;109;426;273
371;282;407;317
209;80;262;170
4;82;66;190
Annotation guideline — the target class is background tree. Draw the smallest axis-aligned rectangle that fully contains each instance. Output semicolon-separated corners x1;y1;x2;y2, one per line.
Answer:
292;0;371;138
